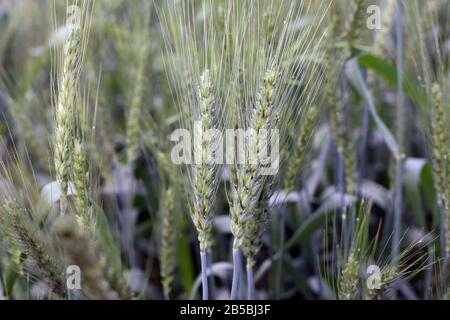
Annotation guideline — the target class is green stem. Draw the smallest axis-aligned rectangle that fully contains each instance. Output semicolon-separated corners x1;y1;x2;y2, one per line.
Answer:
230;240;241;300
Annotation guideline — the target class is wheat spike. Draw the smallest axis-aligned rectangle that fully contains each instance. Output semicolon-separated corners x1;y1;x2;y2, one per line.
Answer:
160;187;176;298
191;69;219;254
54;24;82;215
1;198;66;298
284;105;319;193
430;84;450;257
231;70;277;250
126;41;147;162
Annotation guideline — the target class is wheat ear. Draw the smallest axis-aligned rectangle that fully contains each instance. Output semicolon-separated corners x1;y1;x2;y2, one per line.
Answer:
191;69;218;255
230;70;277;251
191;69;219;300
284;105;319;193
325;20;357;194
126;43;147;162
54;27;81;216
54;215;125;299
1;198;66;298
431;84;450;258
229;69;277;299
325;63;356;193
160;187;176;299
343;0;366;56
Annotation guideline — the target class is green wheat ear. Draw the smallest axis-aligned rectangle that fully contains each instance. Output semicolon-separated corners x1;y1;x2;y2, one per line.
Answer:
325;0;367;194
53;215;128;299
54;26;81;216
284;105;319;194
126;26;149;163
430;83;450;257
325;17;357;195
160;187;176;298
231;69;277;253
191;69;219;255
54;1;92;217
1;198;66;298
343;0;367;56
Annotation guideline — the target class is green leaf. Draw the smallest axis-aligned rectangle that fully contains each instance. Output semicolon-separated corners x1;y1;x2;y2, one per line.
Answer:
403;158;427;227
357;54;428;108
4;255;23;298
176;227;195;295
359;180;390;210
403;158;438;228
285;189;358;251
347;58;399;157
283;256;314;299
94;204;123;274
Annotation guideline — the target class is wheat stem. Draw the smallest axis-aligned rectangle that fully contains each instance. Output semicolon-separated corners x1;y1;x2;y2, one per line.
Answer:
200;251;209;300
247;263;255;300
431;84;450;259
230;241;241;300
391;1;405;298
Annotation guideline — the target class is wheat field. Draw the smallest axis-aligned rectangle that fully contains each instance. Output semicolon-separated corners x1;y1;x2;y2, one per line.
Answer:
0;0;449;301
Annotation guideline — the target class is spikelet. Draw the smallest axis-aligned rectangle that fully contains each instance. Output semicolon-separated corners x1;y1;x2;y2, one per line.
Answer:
242;180;272;268
337;203;369;300
160;187;176;297
72;138;91;231
338;250;360;300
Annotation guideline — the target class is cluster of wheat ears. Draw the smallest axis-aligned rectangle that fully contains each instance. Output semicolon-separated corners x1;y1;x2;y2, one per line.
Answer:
0;0;449;300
